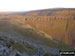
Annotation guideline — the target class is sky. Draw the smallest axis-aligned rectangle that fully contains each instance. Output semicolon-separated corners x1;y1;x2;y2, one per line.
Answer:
0;0;75;12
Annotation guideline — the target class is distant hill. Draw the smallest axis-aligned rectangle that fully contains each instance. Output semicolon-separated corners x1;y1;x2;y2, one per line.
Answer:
14;8;75;16
0;12;13;16
0;8;75;16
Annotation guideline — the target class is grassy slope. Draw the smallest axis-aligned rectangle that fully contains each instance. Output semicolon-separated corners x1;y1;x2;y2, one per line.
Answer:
0;21;75;51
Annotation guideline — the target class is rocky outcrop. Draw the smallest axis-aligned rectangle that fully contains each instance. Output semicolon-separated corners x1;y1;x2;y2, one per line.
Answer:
0;31;60;56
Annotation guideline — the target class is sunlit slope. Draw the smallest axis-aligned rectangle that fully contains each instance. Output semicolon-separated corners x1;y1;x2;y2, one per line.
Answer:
0;20;75;51
13;8;75;46
0;8;74;46
17;16;74;46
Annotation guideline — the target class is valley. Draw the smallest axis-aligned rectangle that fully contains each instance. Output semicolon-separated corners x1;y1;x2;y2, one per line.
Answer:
0;8;75;56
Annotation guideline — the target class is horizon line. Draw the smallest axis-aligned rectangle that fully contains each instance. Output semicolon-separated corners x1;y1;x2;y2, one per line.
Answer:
0;7;75;12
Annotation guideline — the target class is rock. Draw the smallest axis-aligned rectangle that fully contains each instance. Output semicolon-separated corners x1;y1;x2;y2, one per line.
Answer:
0;31;60;56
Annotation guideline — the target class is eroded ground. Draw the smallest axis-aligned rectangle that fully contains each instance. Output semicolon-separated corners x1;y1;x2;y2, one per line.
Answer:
0;20;75;56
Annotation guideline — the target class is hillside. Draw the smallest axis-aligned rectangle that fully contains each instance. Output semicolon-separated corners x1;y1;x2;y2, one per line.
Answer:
0;8;75;56
0;20;75;56
12;8;75;46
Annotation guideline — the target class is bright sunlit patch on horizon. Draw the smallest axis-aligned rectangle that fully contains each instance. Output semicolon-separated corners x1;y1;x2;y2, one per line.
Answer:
0;0;75;12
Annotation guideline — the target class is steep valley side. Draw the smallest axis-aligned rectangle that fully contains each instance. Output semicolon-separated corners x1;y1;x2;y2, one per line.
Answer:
17;16;75;46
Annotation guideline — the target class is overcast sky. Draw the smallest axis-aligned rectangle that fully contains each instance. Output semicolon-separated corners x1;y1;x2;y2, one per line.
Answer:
0;0;75;12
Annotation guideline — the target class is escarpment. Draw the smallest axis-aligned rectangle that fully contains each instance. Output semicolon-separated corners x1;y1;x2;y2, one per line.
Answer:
15;16;75;46
0;8;75;46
